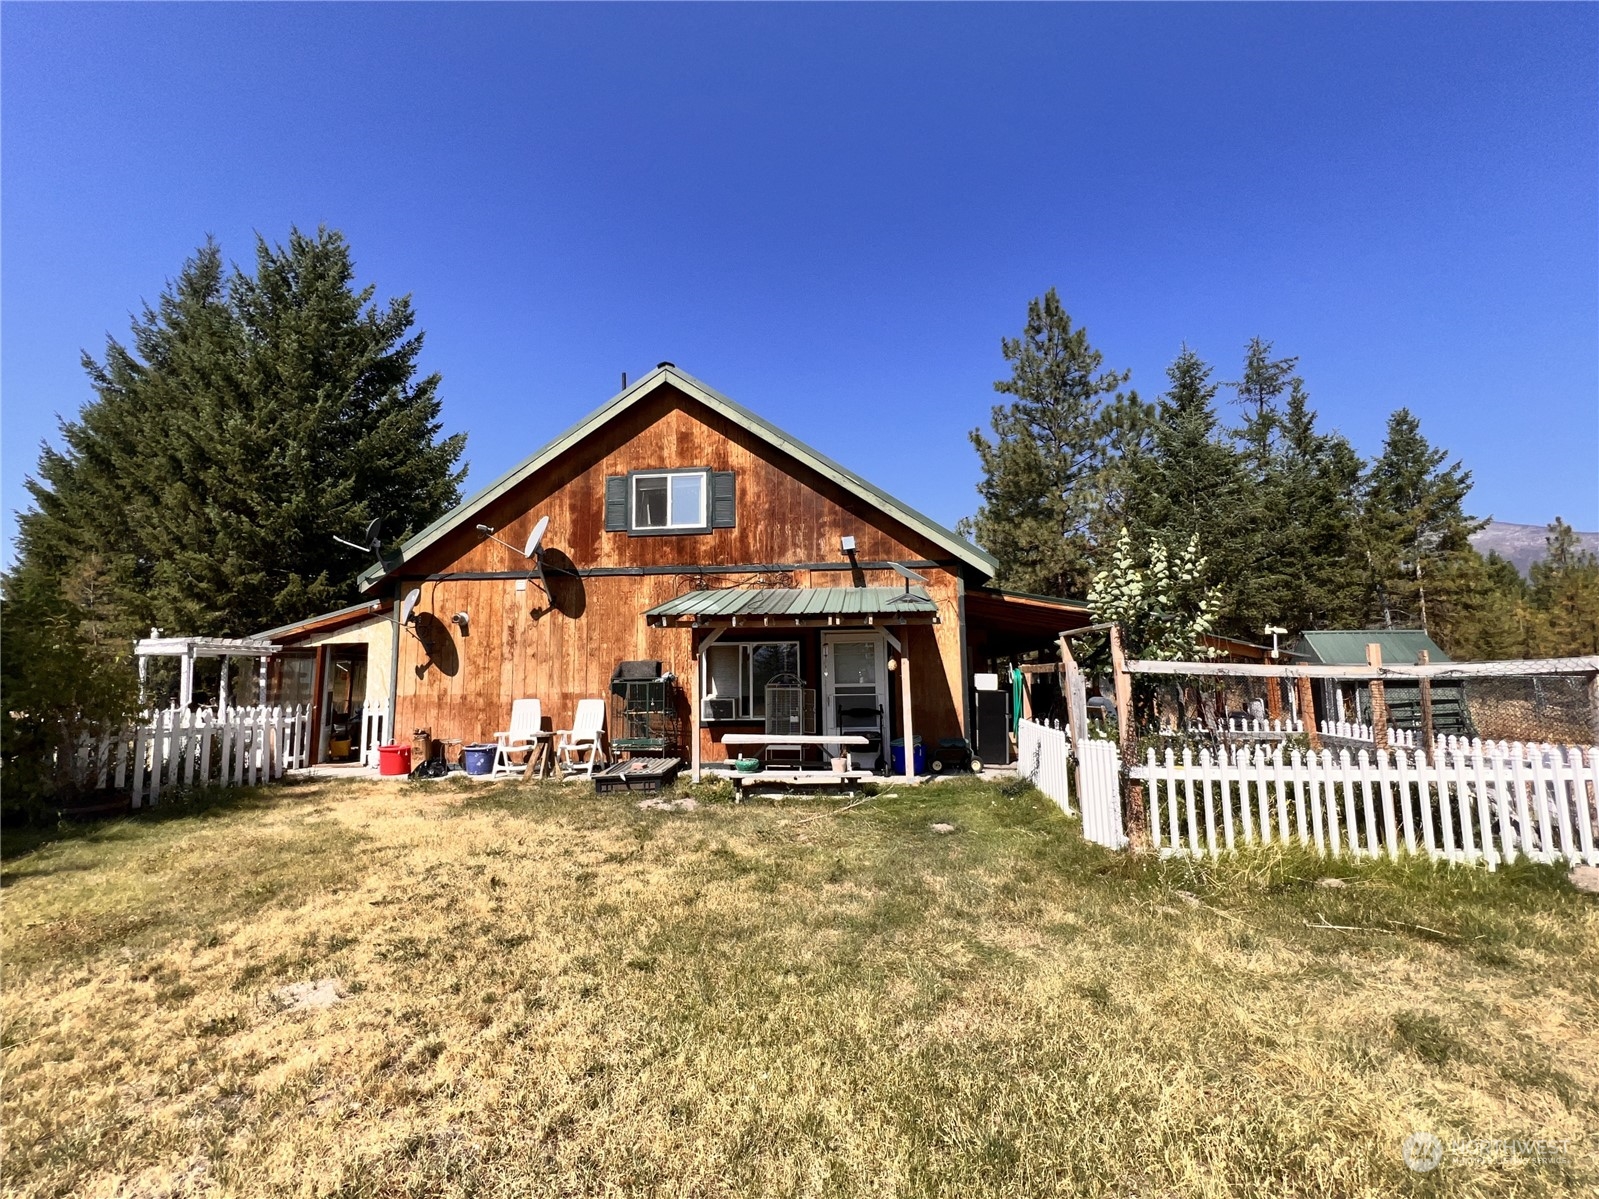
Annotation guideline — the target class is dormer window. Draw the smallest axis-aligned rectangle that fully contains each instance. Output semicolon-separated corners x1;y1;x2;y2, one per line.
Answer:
633;470;706;531
605;469;737;535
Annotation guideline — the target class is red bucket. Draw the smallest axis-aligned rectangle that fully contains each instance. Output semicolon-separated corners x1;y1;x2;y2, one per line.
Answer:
377;743;412;777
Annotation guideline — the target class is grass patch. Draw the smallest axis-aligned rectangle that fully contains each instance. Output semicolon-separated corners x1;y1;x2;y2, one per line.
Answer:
2;774;1595;1197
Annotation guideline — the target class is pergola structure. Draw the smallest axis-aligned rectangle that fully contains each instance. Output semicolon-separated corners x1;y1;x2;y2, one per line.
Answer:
133;633;281;710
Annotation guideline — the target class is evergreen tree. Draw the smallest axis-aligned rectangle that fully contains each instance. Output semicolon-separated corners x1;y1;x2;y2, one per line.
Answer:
964;289;1146;597
1116;347;1255;620
1438;549;1535;660
1528;518;1599;654
1357;408;1480;639
11;228;467;640
1228;337;1299;472
1248;379;1365;633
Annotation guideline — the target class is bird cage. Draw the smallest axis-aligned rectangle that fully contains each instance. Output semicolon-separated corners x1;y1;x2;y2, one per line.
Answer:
609;660;681;757
764;672;815;736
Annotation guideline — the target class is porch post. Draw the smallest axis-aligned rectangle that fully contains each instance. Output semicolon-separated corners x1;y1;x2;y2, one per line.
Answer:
900;642;914;782
691;628;702;784
257;655;269;706
219;657;231;715
689;626;722;784
179;646;196;709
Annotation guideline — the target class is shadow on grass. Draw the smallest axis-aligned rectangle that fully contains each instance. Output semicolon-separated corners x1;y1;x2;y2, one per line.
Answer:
0;774;328;866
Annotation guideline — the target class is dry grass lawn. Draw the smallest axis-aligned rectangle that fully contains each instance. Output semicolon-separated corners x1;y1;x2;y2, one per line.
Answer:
2;773;1595;1198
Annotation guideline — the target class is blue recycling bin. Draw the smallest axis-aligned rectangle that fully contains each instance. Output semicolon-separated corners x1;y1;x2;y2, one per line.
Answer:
890;736;925;775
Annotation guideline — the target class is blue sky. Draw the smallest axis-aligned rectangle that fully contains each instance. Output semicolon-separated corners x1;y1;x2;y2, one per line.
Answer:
4;3;1596;564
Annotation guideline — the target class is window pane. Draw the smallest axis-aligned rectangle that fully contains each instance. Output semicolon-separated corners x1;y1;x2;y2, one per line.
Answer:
704;644;743;719
669;473;704;527
834;641;877;687
750;643;799;717
634;476;669;528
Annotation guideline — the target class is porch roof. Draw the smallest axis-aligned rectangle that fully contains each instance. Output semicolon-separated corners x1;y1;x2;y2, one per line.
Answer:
645;586;938;627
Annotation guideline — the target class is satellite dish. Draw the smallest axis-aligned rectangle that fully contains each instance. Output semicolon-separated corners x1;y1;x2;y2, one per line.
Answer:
333;516;385;557
888;561;929;605
524;515;549;560
400;588;421;625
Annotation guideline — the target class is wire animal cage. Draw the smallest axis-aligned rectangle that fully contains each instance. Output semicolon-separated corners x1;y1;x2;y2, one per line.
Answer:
609;660;681;758
764;672;815;736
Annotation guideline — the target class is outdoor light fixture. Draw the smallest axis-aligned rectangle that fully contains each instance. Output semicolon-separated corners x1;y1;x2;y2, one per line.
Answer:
840;535;856;554
451;611;470;635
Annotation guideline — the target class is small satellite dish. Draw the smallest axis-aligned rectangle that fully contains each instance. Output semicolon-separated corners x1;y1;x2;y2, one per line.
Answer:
888;561;929;605
400;588;421;625
524;515;550;560
333;516;384;557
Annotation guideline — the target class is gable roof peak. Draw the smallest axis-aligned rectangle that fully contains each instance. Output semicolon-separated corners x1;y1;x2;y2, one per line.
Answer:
357;365;996;591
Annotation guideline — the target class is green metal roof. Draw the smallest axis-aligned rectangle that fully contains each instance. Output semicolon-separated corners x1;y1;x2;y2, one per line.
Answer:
1292;629;1450;666
359;364;998;592
645;586;937;623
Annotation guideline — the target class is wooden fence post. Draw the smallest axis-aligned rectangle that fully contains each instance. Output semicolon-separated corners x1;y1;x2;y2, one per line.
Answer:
1365;643;1388;751
1296;675;1321;751
1108;623;1147;848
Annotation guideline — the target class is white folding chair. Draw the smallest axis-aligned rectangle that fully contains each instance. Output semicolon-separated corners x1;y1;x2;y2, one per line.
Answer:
492;698;543;778
555;698;609;777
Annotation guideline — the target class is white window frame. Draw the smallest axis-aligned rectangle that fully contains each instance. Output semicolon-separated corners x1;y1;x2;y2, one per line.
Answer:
630;469;708;532
701;640;800;722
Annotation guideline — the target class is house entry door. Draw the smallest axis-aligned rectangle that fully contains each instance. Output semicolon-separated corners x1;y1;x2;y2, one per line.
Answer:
821;632;888;770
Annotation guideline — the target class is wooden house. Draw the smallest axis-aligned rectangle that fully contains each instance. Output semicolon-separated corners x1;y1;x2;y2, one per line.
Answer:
336;364;1087;777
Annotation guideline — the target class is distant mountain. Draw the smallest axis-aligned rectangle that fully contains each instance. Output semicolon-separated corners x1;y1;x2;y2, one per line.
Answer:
1470;520;1599;575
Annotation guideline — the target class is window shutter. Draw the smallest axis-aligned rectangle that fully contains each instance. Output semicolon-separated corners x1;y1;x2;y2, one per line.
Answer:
710;471;736;528
604;475;628;532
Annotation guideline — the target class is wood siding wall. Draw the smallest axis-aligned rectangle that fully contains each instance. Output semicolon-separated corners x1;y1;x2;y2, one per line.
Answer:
389;385;970;757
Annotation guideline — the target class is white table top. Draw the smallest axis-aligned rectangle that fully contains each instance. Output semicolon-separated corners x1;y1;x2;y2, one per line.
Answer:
719;733;869;746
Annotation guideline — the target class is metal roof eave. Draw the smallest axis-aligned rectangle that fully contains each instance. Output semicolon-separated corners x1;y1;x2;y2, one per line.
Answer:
358;365;998;592
255;598;392;643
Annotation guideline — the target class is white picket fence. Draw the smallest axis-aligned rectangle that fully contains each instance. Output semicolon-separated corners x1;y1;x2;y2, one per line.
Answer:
361;711;389;767
1319;720;1419;748
70;705;312;807
1017;718;1073;814
1015;719;1128;851
1224;717;1305;738
1077;739;1127;850
1130;742;1598;867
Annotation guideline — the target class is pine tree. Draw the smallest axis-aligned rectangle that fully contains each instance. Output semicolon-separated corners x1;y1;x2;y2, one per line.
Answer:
1228;337;1299;472
1249;379;1365;633
964;289;1146;597
11;228;468;640
1357;408;1480;639
1438;549;1535;660
1116;347;1255;620
1528;518;1599;655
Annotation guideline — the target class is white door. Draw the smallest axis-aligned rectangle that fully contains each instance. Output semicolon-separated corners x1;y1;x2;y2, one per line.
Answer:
822;632;888;769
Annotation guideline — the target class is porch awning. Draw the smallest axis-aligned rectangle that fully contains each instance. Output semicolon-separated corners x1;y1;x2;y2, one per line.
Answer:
645;586;939;627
